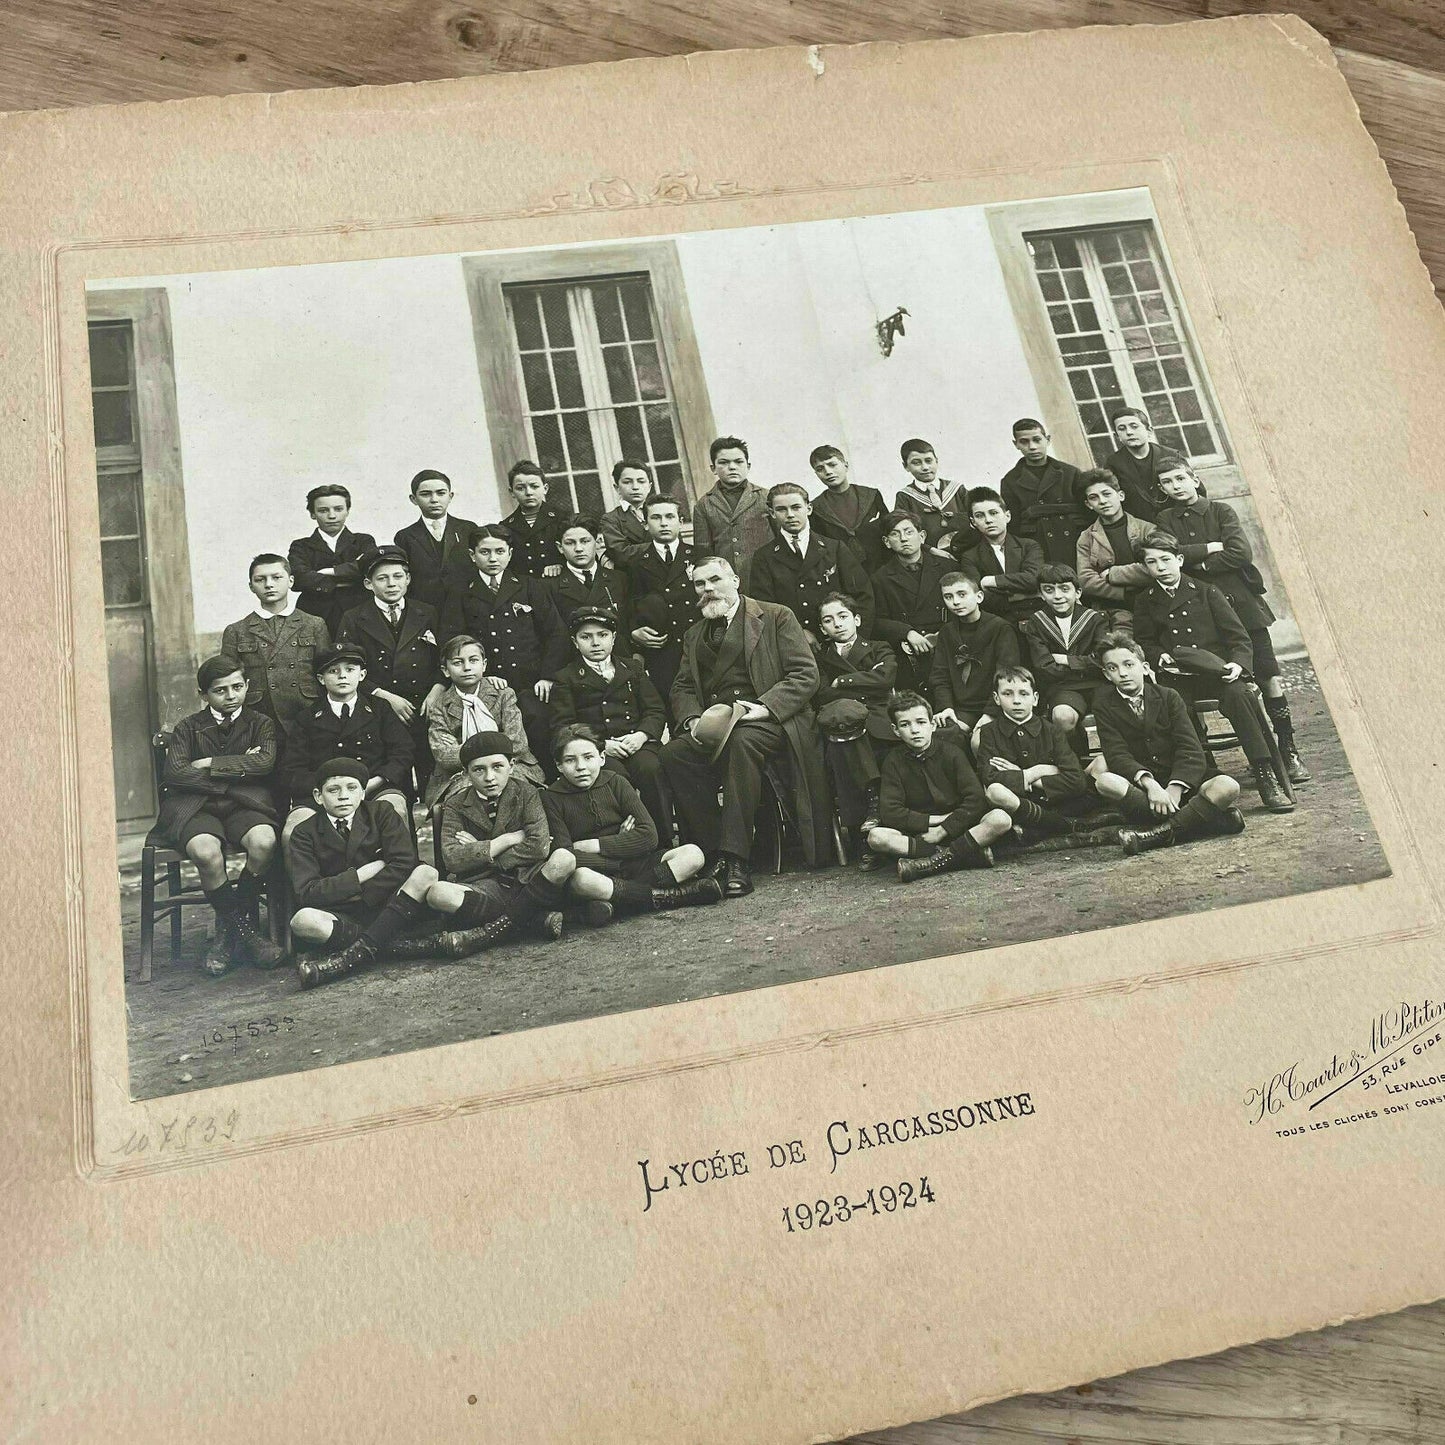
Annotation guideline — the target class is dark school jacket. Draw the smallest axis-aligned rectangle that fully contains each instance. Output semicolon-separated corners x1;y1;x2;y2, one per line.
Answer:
928;611;1020;715
335;598;442;708
286;694;414;802
287;527;377;637
156;707;279;843
747;531;875;637
626;541;697;646
440;569;569;683
497;503;570;579
438;775;551;883
814;638;898;742
392;515;482;610
549;654;666;742
869;553;951;647
547;564;633;641
1131;575;1254;676
998;456;1088;566
1094;681;1208;792
953;534;1045;622
287;799;417;915
600;504;651;570
972;712;1087;798
1018;606;1110;692
1102;444;1189;523
810;484;890;574
1155;498;1275;632
878;740;987;839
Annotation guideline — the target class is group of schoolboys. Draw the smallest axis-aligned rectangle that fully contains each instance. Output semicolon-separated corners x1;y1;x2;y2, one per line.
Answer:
159;408;1308;989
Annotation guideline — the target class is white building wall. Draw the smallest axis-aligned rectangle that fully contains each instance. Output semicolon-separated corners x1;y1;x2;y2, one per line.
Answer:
95;208;1051;636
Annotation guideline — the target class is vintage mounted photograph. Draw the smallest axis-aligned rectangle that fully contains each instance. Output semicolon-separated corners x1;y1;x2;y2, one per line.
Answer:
88;186;1388;1101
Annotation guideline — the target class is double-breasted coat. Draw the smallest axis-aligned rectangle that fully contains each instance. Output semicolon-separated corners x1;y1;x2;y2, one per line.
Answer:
156;707;280;844
547;564;633;641
391;515;481;610
219;608;330;737
814;638;898;741
999;457;1089;566
1131;575;1255;676
497;503;570;578
287;527;378;638
1093;680;1208;792
671;596;832;865
288;799;418;923
747;531;875;637
440;569;569;687
626;540;696;706
286;694;414;803
1155;498;1275;632
549;654;667;743
690;482;773;586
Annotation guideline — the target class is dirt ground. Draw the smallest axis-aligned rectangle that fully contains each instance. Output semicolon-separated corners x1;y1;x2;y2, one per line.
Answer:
120;661;1388;1100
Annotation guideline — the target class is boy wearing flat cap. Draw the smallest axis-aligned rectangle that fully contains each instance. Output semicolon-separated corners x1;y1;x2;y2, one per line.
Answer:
287;757;443;989
550;605;669;836
425;730;578;952
336;544;444;798
156;654;287;977
283;643;414;854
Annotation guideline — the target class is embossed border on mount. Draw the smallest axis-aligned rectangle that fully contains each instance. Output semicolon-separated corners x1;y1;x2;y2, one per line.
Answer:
45;160;1439;1182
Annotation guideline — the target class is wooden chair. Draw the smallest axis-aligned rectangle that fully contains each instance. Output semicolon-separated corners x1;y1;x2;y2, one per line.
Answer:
1188;681;1295;803
137;732;285;983
754;757;848;875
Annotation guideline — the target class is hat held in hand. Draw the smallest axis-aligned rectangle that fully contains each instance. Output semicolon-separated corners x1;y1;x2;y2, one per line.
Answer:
815;697;869;743
1169;645;1235;679
691;701;748;762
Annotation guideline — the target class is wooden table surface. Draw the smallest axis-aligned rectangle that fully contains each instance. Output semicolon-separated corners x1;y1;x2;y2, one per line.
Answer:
7;2;1442;1440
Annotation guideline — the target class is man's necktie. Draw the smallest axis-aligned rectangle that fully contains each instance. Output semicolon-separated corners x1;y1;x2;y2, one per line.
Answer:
340;702;353;723
387;603;402;626
1127;695;1145;718
336;818;350;838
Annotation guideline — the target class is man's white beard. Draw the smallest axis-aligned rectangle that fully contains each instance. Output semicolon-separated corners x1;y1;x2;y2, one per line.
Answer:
700;597;732;619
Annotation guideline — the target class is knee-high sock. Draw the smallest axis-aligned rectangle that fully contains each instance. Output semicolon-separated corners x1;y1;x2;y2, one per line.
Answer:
362;891;427;950
1264;693;1297;752
612;877;654;914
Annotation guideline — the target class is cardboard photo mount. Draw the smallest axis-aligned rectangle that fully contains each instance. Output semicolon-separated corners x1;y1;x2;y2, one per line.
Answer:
6;16;1445;1443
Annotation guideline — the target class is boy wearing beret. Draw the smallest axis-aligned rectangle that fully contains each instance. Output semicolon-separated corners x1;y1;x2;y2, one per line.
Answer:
288;757;442;989
425;730;579;951
336;545;445;798
157;654;288;977
544;724;723;923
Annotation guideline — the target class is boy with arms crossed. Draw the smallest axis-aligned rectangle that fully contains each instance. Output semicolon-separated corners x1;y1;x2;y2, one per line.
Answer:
998;418;1088;566
544;725;723;923
1018;563;1110;743
1075;468;1156;627
287;483;377;638
1090;632;1246;854
869;511;951;694
866;691;1011;881
157;655;287;977
952;487;1045;625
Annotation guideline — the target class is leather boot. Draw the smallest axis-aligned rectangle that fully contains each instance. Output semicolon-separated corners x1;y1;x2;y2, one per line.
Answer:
580;900;614;928
297;937;376;990
1252;761;1296;813
651;875;724;910
861;783;882;834
384;929;447;961
201;929;236;978
856;830;883;872
1118;820;1176;855
229;908;287;971
897;837;993;882
1283;748;1311;784
436;911;522;959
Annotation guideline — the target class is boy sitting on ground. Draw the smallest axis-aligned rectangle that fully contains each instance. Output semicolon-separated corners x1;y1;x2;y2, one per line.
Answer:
543;725;723;924
427;730;578;950
287;758;441;989
1018;563;1110;745
867;691;1012;881
975;665;1092;840
156;654;287;977
1090;632;1245;855
928;568;1019;752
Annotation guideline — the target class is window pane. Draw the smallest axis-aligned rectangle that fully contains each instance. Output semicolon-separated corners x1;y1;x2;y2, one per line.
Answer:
603;346;637;403
1054;238;1080;268
1161;357;1191;389
644;403;680;462
654;462;684;498
98;471;140;538
1135;361;1162;392
552;350;585;410
1030;238;1055;268
1038;272;1065;303
620;281;654;339
1073;302;1099;334
540;288;574;346
1102;264;1131;298
1142;292;1171;325
1048;306;1074;337
1114;295;1142;328
1093;234;1121;263
592;284;625;344
1122;327;1149;356
615;406;648;457
1079;402;1106;436
101;539;144;606
1175;391;1204;423
1157;426;1186;454
1068;371;1095;403
1183;424;1214;454
511;292;544;351
562;411;597;470
633;342;666;401
1120;230;1149;261
88;324;132;388
520;353;555;412
1144;395;1174;428
1063;270;1089;301
1089;435;1113;465
532;414;565;473
1131;260;1159;290
1095;367;1123;398
92;390;134;447
572;472;605;513
1149;324;1182;355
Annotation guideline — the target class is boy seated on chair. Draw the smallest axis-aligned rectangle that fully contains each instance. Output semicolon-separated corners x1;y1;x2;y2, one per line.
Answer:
550;606;669;833
813;591;898;870
1018;563;1110;746
1089;632;1246;854
951;487;1044;625
866;691;1011;882
426;730;578;952
543;724;723;924
928;568;1019;753
284;644;414;855
974;665;1093;840
1154;453;1309;784
426;633;543;806
156;654;287;977
1132;532;1295;813
287;757;442;989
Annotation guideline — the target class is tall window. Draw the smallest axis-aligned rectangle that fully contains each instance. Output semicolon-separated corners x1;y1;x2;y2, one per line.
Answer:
88;320;148;608
504;275;686;513
1027;224;1225;466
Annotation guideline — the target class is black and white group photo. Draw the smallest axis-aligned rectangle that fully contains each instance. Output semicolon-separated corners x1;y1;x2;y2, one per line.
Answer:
87;188;1389;1099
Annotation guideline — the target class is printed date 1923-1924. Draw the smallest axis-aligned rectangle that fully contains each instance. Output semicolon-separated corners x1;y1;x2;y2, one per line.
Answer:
782;1178;935;1234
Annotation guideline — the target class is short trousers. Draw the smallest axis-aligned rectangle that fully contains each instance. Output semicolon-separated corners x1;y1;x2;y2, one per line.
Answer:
1041;687;1094;718
176;801;276;849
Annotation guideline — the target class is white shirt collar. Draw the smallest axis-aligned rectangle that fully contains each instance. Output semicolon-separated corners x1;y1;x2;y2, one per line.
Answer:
251;596;298;620
990;540;1008;564
423;515;448;540
314;528;342;552
584;656;616;680
328;695;357;717
209;706;241;725
787;527;811;555
721;596;741;625
569;563;596;583
654;540;676;561
375;596;403;616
